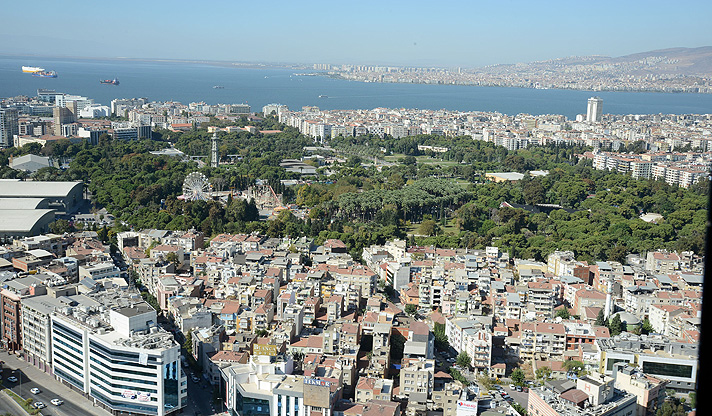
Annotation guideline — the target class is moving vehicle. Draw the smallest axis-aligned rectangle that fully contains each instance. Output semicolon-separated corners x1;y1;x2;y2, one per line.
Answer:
100;78;120;85
33;402;46;409
51;399;64;406
31;387;41;394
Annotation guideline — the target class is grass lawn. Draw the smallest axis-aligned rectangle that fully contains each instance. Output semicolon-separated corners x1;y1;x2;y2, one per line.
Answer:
407;219;460;236
384;153;461;167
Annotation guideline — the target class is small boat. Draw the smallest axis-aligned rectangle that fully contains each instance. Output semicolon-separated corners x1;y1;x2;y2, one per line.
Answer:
100;78;120;85
22;66;44;73
213;85;224;89
318;95;328;98
32;70;57;78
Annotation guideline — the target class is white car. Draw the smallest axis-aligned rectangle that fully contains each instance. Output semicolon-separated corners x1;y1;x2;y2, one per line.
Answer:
33;402;46;409
51;399;64;406
30;387;41;394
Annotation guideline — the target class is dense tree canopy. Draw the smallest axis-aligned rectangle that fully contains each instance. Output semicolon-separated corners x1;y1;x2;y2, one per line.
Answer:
1;115;705;266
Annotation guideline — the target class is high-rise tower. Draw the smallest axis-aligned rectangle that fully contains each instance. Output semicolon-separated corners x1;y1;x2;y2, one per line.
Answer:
210;132;218;168
604;279;613;320
587;97;603;123
0;107;19;148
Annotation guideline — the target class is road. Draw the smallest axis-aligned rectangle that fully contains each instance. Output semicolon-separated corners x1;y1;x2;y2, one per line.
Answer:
502;384;529;408
1;350;227;416
183;369;225;416
0;351;112;416
0;388;28;416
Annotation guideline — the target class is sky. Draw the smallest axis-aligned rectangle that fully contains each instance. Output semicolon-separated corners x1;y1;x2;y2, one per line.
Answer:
2;0;711;67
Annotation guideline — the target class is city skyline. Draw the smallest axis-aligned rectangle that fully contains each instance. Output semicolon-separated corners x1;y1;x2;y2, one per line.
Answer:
1;0;711;67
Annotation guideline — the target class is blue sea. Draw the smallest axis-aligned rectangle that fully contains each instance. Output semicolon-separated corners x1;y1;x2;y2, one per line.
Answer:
2;55;712;119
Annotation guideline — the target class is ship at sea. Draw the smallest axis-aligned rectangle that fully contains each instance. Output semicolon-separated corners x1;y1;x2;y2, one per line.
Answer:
100;78;120;85
22;66;44;73
32;70;57;78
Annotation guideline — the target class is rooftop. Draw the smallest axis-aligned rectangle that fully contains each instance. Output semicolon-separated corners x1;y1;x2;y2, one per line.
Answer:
0;181;83;198
0;209;55;232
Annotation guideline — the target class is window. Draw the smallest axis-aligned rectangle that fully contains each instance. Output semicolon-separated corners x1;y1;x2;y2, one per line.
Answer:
642;361;693;379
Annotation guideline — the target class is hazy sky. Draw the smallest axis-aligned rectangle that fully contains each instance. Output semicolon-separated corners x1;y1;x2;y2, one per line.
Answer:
2;0;711;67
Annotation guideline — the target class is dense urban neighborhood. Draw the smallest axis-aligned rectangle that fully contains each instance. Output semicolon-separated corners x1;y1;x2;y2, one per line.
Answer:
0;86;707;416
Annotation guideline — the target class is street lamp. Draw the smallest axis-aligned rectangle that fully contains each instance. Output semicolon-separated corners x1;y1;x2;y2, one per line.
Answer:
12;369;21;397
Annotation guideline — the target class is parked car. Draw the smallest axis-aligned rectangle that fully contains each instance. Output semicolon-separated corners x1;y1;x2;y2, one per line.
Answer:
509;384;515;389
6;376;17;383
515;385;523;392
30;387;41;394
51;399;64;406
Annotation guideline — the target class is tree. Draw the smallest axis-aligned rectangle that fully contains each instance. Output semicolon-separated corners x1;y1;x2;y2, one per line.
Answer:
49;219;74;234
183;331;193;354
656;399;687;416
418;219;440;236
456;351;472;368
402;155;417;166
642;317;654;334
511;368;526;385
166;251;181;268
609;314;623;336
595;309;606;326
512;403;528;416
141;291;161;313
449;368;468;384
563;360;586;377
405;304;418;316
434;322;449;350
535;366;552;381
555;308;571;319
390;331;406;361
477;375;495;391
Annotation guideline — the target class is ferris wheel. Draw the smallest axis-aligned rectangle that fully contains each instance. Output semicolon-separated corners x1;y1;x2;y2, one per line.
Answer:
182;172;212;201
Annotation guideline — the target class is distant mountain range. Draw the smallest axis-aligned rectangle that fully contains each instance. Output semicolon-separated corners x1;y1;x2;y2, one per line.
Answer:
484;47;712;77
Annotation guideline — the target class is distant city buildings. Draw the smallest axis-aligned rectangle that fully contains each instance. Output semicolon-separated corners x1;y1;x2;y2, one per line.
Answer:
318;55;712;94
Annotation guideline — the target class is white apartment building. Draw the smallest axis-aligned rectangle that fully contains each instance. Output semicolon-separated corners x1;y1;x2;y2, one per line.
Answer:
79;261;122;280
461;327;492;372
50;287;186;416
520;322;566;361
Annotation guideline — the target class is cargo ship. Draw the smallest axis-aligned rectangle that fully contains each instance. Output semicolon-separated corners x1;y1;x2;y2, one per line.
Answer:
100;78;120;85
32;70;57;78
22;66;44;73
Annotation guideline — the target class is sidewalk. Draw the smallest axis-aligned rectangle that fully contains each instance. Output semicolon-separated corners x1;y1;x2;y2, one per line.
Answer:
0;351;112;416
